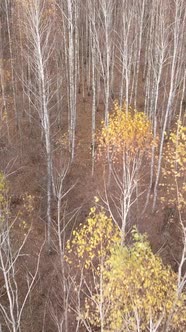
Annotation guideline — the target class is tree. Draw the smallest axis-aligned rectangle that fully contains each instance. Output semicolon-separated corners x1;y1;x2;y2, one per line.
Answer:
160;122;186;330
0;172;42;332
66;205;120;332
160;121;186;212
21;0;57;248
98;101;154;244
66;207;186;332
152;0;186;210
103;229;186;332
57;0;79;160
48;155;78;332
143;0;170;212
116;0;136;109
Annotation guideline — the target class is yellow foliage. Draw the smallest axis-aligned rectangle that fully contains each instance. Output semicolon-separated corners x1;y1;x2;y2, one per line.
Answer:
161;122;186;211
66;207;120;269
66;208;186;331
84;228;186;331
102;229;186;331
0;172;9;225
22;193;35;214
98;101;154;162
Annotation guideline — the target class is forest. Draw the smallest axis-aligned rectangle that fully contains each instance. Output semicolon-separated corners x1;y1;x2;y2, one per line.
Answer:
0;0;186;331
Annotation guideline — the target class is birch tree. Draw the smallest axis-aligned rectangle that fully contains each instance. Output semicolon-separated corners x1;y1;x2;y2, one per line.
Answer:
143;0;170;211
0;172;42;332
98;102;154;244
57;0;79;160
95;0;115;125
153;0;186;210
116;0;135;110
21;0;56;247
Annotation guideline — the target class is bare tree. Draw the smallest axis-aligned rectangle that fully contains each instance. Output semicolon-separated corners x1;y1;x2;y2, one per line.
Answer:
57;0;79;160
48;163;79;332
143;0;170;211
0;224;42;332
0;171;43;332
153;0;186;210
21;0;57;248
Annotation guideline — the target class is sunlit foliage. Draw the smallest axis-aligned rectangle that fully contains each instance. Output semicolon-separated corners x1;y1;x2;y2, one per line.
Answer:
66;205;120;269
0;172;9;225
102;229;186;331
66;208;186;331
161;122;186;211
97;101;155;242
98;101;154;162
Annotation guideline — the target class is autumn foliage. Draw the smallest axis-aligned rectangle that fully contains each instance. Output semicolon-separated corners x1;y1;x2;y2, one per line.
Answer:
97;102;155;242
66;208;186;332
161;122;186;211
66;205;120;269
98;101;154;162
103;230;186;331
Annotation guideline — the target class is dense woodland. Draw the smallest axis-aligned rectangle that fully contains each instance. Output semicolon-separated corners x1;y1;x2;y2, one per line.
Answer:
0;0;186;331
